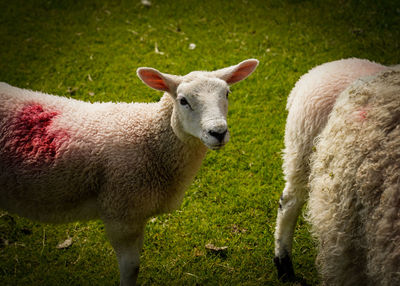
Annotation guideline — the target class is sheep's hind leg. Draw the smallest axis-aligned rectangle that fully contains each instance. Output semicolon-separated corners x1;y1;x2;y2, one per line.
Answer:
105;221;146;286
274;182;307;282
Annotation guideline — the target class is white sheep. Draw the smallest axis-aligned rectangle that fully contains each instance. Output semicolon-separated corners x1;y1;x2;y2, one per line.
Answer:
273;58;387;281
0;59;259;285
307;67;400;285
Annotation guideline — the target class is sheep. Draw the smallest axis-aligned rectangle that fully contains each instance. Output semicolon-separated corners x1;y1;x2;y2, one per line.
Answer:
273;58;388;281
307;67;400;285
0;58;259;286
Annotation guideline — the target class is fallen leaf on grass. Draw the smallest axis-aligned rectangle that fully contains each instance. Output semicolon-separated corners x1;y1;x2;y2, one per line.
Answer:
56;237;73;249
205;243;228;258
185;272;199;279
154;42;164;55
205;243;228;252
141;0;152;7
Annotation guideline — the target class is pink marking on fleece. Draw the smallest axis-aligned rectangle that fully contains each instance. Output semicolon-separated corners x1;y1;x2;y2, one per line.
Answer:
358;109;368;120
350;107;370;123
5;104;68;165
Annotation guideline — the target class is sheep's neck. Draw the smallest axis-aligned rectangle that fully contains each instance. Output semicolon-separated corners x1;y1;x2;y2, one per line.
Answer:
161;93;207;177
146;95;207;214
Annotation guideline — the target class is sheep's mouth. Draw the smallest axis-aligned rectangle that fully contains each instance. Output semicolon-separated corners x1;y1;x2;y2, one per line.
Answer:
205;142;226;150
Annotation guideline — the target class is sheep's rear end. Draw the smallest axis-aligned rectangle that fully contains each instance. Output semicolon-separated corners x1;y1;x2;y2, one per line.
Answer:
308;68;400;286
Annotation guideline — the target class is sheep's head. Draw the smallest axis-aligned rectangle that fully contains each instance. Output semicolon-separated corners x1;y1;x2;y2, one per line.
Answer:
137;59;258;149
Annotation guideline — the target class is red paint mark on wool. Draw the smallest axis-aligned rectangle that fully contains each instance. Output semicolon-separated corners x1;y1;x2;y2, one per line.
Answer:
6;104;68;165
358;109;368;120
354;107;369;122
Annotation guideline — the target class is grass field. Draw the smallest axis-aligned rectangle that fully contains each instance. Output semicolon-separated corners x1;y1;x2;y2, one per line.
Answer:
1;0;399;285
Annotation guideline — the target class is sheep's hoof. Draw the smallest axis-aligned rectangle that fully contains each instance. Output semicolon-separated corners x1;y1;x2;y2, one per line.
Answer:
273;254;295;282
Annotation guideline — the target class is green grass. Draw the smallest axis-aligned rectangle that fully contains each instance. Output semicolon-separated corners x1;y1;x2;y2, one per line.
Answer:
0;0;399;285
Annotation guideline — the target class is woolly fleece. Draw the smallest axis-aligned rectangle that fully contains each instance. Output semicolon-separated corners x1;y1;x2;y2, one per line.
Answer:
308;67;400;286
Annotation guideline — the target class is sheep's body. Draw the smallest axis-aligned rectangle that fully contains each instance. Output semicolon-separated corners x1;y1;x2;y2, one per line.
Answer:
0;59;259;285
308;67;400;285
274;58;387;280
0;84;205;223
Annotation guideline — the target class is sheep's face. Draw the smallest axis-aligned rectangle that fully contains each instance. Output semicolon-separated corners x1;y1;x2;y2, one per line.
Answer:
174;76;229;150
137;59;259;149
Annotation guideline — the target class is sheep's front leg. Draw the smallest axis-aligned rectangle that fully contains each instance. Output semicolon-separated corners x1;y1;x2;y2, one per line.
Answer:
274;183;307;281
105;222;146;286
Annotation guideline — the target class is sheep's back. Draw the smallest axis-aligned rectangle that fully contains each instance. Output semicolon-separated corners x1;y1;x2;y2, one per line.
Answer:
282;59;385;185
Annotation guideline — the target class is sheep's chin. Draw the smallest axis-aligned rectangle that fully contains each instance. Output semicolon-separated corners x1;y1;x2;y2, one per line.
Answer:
210;144;226;150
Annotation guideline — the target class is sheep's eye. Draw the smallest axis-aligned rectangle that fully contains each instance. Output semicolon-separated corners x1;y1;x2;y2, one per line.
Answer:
226;91;229;99
180;97;189;106
179;97;193;110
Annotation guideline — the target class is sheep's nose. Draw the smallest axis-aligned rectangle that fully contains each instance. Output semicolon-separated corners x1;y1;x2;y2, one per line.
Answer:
208;129;227;142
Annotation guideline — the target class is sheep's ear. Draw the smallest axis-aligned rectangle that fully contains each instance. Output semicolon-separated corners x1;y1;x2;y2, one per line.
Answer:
213;59;259;85
137;67;181;95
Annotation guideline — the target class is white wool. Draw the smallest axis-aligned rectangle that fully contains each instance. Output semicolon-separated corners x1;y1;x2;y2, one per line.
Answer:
308;67;400;285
